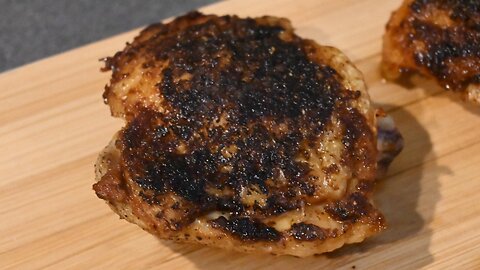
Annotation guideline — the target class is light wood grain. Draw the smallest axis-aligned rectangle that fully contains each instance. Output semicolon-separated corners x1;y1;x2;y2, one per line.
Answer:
1;0;480;269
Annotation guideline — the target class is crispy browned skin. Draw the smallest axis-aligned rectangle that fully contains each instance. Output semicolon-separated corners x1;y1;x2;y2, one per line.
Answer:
382;0;480;103
94;12;402;256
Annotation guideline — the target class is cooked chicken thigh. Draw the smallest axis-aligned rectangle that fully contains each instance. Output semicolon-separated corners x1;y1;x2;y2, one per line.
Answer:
382;0;480;103
94;12;402;256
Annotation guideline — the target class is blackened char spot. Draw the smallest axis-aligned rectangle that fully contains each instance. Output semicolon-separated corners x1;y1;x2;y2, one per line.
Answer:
289;222;327;241
325;192;375;222
210;216;281;242
264;194;302;215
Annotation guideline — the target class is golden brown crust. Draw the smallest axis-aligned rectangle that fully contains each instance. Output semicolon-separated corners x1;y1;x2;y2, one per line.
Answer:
94;12;401;256
382;0;480;104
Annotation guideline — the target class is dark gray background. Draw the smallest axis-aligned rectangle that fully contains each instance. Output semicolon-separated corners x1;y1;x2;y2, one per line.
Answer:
0;0;218;72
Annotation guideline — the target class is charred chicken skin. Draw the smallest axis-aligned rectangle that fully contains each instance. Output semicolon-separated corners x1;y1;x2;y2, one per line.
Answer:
382;0;480;103
94;12;402;256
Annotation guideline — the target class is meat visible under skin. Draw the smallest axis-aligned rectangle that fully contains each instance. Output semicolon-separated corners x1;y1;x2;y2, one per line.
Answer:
93;12;402;257
382;0;480;104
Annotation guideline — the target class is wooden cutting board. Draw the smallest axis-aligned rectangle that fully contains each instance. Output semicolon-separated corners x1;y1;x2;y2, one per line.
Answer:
1;0;480;269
